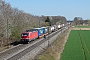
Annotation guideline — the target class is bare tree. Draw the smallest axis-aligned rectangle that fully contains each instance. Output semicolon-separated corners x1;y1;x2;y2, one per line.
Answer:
88;20;90;26
0;0;68;46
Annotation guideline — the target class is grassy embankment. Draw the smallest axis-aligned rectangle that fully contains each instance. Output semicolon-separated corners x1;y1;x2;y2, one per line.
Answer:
36;29;70;60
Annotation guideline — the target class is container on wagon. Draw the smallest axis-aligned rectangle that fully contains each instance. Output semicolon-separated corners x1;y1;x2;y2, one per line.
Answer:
46;26;53;34
51;26;55;32
46;26;51;34
62;24;65;27
60;24;63;28
58;24;61;29
53;25;57;31
33;28;44;38
41;27;48;36
56;24;58;29
56;24;60;29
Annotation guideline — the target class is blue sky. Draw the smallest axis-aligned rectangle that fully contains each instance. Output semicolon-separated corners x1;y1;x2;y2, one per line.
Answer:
4;0;90;20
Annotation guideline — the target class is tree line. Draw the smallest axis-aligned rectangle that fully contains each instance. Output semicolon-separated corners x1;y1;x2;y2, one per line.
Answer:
73;17;90;25
0;0;67;46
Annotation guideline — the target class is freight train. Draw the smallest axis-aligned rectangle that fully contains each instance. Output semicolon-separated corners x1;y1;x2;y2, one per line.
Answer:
21;23;70;43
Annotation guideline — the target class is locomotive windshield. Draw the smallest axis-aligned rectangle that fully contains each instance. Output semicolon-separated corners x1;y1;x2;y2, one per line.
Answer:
22;33;29;36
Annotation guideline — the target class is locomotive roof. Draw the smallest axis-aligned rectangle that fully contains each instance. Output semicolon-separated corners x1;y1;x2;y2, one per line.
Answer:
22;32;32;33
26;29;37;32
33;28;43;29
41;27;46;28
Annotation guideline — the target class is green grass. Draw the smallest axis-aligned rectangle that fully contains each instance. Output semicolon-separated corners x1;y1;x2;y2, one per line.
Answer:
79;30;90;60
74;25;90;28
60;30;90;60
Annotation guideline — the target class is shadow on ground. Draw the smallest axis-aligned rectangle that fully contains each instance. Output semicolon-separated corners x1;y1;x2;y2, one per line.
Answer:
10;41;27;46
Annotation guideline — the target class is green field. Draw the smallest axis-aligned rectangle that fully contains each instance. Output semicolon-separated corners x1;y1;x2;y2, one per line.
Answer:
75;25;90;28
60;30;90;60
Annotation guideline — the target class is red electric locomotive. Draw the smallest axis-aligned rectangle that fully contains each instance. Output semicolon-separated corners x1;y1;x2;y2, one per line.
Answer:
21;29;38;43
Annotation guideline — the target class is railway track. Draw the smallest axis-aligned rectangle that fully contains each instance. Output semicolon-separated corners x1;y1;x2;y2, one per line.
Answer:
0;37;45;60
0;27;67;60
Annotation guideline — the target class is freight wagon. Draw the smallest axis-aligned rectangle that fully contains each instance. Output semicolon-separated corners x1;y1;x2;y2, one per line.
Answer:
46;26;51;34
60;24;63;28
41;27;48;36
51;26;55;32
33;28;44;38
56;24;61;29
54;25;56;31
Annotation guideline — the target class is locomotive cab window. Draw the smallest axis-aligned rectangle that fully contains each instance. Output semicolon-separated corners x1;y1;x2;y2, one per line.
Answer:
22;33;29;36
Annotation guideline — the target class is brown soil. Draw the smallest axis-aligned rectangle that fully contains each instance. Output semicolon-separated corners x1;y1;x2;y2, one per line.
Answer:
72;28;90;30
